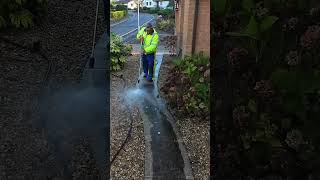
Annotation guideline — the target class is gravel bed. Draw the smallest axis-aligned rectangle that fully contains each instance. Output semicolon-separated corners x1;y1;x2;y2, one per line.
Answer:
110;55;145;179
158;55;210;180
1;0;106;178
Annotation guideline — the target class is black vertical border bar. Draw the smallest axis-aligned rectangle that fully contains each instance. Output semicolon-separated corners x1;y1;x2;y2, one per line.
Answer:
105;0;110;179
210;0;217;179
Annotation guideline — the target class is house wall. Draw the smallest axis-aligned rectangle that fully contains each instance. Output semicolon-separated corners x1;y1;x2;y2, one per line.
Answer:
194;0;210;55
144;0;170;9
175;0;210;57
143;0;157;7
127;1;137;9
159;1;170;8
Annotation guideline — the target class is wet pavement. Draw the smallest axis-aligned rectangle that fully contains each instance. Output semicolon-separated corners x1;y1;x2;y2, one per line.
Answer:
121;54;193;179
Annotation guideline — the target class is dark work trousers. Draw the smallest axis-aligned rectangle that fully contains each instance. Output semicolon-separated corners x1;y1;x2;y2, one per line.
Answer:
142;53;155;81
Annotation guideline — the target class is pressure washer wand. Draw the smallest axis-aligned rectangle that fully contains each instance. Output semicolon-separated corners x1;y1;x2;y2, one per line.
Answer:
137;0;142;84
89;0;99;68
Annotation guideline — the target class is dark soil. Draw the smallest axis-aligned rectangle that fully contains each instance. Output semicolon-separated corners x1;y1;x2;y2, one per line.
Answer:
0;0;106;179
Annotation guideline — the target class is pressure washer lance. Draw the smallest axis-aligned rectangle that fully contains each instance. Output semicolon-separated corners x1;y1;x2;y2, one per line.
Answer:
138;39;143;84
89;0;99;68
137;0;141;84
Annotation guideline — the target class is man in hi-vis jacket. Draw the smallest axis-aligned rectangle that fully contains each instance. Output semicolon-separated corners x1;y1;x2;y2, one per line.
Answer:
136;23;159;82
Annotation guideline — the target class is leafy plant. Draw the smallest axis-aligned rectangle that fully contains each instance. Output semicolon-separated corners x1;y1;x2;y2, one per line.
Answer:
0;0;47;29
162;53;210;118
157;9;174;19
156;18;174;33
110;10;127;21
212;0;226;15
110;33;132;71
213;0;320;178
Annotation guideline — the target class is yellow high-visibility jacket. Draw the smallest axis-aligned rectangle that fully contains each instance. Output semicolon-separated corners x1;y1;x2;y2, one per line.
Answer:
136;27;159;54
136;26;159;79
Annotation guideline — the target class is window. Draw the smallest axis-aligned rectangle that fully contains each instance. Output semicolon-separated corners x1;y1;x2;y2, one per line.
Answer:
160;2;162;5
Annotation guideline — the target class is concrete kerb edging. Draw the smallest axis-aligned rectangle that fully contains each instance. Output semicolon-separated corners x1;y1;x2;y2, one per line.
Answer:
154;58;195;180
155;93;195;180
163;108;195;180
120;17;155;38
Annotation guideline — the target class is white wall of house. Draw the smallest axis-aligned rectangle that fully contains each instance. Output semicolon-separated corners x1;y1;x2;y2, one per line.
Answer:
127;0;170;10
159;1;170;9
127;1;137;9
143;0;156;8
143;0;170;9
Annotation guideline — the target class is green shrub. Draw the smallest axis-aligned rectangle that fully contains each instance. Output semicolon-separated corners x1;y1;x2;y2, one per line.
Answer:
0;0;48;29
156;18;174;32
114;4;127;11
167;53;210;115
139;8;158;14
110;33;132;71
158;9;174;18
212;0;320;178
110;10;127;21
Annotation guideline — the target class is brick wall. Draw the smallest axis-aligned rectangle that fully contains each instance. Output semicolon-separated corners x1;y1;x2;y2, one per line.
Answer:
194;0;210;55
182;0;195;57
175;0;210;57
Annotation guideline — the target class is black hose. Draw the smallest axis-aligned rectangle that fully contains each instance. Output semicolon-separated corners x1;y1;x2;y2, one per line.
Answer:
105;73;136;174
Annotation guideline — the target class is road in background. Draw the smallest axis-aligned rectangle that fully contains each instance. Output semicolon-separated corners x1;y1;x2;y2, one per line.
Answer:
110;11;155;38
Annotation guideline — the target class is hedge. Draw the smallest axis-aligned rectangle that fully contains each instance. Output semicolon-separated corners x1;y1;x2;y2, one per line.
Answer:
110;10;127;21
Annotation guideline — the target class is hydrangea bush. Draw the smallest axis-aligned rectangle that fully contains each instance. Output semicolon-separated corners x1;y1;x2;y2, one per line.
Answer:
213;0;320;179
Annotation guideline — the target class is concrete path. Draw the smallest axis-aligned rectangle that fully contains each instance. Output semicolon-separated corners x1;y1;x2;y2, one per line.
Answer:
121;50;193;179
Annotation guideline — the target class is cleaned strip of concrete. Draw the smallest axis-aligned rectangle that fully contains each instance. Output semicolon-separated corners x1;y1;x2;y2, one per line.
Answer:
135;54;194;179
